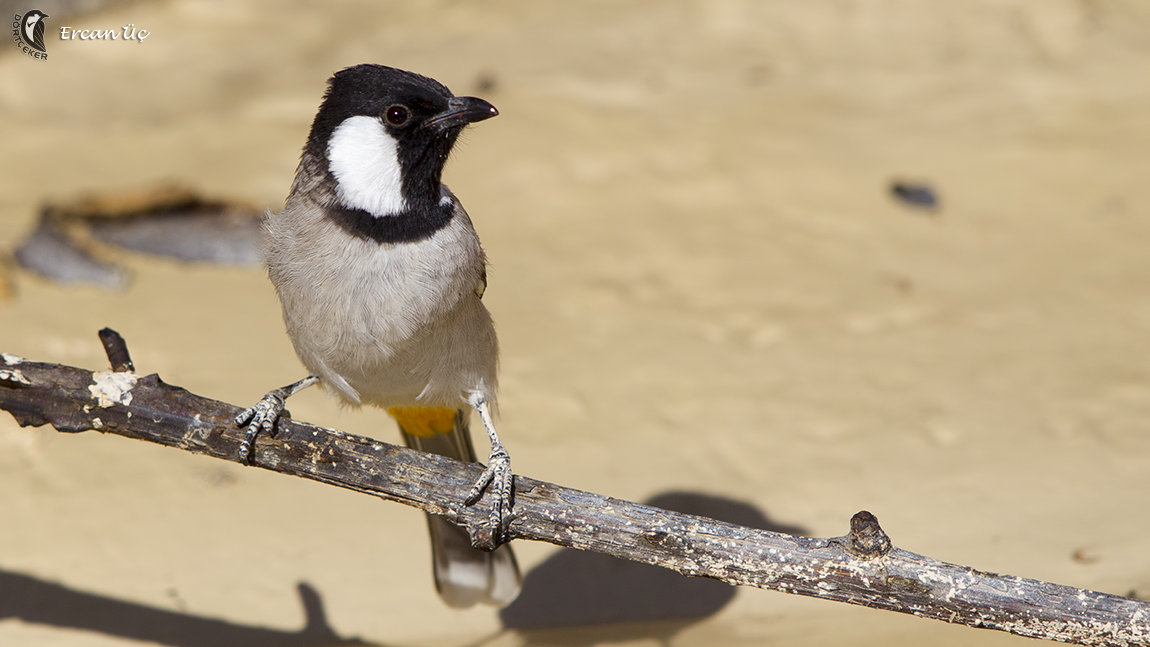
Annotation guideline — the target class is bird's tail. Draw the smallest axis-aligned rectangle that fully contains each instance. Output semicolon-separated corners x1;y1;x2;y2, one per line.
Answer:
390;406;522;608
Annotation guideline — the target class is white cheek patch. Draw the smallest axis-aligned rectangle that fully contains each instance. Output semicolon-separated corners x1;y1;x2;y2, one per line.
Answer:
327;115;407;218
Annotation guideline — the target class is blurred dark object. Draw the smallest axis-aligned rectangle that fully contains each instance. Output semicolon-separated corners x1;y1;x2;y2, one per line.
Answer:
501;491;807;632
474;70;498;94
1072;547;1101;565
890;180;939;211
13;185;265;289
14;217;129;289
87;191;264;265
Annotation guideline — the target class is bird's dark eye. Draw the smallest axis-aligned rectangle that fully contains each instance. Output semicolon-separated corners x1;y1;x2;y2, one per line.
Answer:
385;105;409;126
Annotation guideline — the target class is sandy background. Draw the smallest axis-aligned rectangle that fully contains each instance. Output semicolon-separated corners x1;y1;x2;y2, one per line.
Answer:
2;0;1150;645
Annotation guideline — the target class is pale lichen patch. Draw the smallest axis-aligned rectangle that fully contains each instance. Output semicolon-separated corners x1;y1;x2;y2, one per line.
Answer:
1;353;23;365
0;368;31;385
89;371;138;407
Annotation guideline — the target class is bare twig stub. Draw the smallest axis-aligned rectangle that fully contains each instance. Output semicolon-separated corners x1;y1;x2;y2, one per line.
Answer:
96;328;134;373
1;333;1148;647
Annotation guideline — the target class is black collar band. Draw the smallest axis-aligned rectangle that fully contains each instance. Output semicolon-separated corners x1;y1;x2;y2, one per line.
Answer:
327;202;454;244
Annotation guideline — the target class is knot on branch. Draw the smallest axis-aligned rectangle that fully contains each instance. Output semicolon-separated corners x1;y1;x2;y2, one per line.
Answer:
848;510;891;557
644;529;689;552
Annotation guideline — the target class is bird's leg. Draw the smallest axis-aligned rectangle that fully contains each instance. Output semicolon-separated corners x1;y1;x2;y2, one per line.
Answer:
465;392;513;539
234;375;319;465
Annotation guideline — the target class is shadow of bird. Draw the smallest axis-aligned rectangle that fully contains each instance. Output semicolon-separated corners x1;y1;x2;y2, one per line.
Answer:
499;491;808;645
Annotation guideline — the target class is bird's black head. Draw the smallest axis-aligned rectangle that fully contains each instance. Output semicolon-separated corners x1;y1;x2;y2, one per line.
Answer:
304;64;497;237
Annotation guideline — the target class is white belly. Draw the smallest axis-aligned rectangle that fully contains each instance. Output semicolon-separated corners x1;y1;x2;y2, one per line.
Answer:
263;197;497;409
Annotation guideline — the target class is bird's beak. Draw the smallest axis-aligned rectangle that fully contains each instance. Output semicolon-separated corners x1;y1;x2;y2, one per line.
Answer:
424;97;498;132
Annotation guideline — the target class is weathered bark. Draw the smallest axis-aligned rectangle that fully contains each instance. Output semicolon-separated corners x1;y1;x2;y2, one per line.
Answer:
0;333;1147;646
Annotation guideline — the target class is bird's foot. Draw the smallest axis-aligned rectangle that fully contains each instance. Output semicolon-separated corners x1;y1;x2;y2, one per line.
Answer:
234;391;287;465
466;391;514;549
233;375;319;465
465;447;513;546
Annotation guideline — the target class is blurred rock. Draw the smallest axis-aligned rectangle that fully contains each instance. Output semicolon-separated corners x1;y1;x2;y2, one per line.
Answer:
12;185;265;289
14;217;129;289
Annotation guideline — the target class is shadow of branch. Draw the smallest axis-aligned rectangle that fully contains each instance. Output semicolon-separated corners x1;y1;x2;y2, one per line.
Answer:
0;568;376;647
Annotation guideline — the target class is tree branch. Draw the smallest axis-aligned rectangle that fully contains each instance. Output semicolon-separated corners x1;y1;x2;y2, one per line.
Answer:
1;331;1147;646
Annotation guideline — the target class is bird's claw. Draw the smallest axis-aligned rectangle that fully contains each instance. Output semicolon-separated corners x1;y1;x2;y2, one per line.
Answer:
466;449;513;544
234;391;286;465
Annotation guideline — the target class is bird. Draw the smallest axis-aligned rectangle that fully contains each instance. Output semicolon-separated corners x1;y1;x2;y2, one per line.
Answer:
21;10;49;52
234;64;520;608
